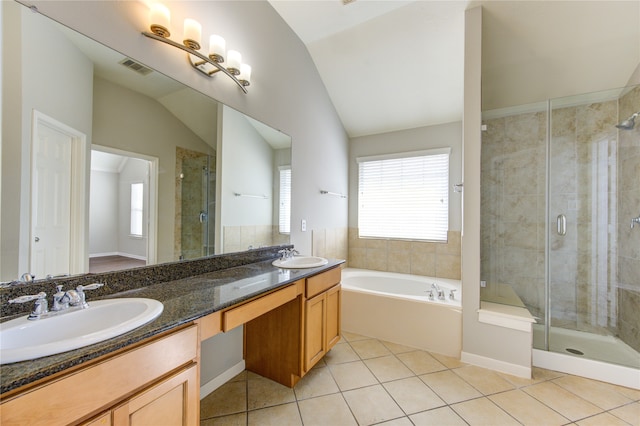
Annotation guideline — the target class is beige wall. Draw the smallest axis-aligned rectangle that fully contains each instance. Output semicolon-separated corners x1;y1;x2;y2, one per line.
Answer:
1;3;94;280
462;6;533;377
346;120;463;280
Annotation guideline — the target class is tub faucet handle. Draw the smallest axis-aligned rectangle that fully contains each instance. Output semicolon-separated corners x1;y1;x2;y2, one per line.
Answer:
449;289;457;300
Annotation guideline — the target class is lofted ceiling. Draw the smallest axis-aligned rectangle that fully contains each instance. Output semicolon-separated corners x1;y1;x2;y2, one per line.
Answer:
54;1;640;141
269;0;640;138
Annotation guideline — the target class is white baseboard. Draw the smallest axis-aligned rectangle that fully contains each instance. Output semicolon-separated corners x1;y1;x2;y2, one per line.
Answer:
89;252;119;258
461;351;531;378
89;252;147;261
200;360;246;400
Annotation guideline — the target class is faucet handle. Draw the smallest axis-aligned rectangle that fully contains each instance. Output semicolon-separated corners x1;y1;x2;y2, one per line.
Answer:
8;292;46;304
76;283;104;308
449;289;457;300
9;292;48;320
78;283;104;291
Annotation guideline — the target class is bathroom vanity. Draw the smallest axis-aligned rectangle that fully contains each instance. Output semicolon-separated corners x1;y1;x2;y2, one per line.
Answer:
0;255;343;425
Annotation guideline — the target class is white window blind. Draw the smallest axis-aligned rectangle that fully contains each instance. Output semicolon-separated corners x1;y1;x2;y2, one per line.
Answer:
130;182;144;236
279;166;291;234
357;148;450;241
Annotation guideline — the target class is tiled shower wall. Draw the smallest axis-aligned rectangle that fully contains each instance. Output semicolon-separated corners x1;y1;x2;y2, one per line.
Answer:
617;86;640;352
175;147;214;261
481;88;640;352
481;112;546;316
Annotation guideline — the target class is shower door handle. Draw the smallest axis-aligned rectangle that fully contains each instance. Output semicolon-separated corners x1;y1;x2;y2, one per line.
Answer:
557;214;566;236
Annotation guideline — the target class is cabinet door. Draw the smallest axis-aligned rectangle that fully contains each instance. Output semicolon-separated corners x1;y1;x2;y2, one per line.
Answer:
113;364;198;426
304;292;326;371
325;285;341;350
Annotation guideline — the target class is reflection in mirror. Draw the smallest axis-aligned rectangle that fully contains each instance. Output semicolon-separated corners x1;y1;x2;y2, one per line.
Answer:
0;2;291;281
89;147;157;273
176;147;216;261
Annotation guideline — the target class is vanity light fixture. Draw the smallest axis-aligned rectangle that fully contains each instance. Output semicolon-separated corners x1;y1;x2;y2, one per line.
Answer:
144;3;251;93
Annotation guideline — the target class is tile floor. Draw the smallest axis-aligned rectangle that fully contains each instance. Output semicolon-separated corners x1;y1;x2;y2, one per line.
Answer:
200;332;640;425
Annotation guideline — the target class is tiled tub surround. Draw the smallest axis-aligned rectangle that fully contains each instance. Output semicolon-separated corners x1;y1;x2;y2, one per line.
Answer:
347;229;461;280
311;227;349;263
0;246;344;394
481;87;640;354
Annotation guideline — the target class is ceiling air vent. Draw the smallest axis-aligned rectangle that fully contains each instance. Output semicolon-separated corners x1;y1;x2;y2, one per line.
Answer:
119;58;153;76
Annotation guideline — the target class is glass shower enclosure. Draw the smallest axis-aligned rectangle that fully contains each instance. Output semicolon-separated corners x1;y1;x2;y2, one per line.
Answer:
175;147;216;261
480;84;640;370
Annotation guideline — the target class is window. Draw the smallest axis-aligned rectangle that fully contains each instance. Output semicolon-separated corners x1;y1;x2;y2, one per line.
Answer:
278;166;291;234
130;182;144;237
357;148;450;242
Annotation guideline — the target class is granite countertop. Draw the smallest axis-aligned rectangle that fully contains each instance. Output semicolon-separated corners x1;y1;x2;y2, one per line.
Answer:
0;258;344;395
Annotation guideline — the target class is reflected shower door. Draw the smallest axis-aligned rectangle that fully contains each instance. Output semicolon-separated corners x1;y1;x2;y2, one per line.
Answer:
176;147;215;261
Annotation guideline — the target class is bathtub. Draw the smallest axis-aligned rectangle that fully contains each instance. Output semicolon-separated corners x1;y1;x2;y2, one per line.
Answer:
341;268;462;358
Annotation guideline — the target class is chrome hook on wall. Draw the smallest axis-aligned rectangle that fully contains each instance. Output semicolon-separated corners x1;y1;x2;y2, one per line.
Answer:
631;214;640;229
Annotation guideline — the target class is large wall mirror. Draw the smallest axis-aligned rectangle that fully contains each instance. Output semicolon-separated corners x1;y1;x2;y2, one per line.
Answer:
0;2;291;281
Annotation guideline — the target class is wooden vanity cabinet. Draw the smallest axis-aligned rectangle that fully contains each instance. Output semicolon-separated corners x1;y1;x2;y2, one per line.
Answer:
1;325;199;426
1;265;342;424
111;364;198;426
245;266;342;387
304;268;342;372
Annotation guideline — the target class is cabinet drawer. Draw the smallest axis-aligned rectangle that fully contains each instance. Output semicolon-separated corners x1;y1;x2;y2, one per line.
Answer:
223;282;301;332
0;325;198;426
197;311;222;341
306;267;341;299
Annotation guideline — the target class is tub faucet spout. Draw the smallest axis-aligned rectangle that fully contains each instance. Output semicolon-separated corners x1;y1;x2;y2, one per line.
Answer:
432;283;445;300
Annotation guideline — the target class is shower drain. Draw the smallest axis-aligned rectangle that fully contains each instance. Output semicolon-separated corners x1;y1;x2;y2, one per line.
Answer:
566;348;584;355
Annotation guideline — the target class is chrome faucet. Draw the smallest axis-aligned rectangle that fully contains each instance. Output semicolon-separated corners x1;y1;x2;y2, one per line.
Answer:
278;248;299;260
9;283;104;320
8;292;48;320
432;283;445;300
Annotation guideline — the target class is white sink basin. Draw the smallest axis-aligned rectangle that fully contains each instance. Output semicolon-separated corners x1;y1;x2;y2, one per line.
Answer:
272;256;329;269
0;298;163;364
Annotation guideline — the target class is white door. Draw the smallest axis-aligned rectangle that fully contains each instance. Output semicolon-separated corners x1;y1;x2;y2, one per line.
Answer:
31;112;86;277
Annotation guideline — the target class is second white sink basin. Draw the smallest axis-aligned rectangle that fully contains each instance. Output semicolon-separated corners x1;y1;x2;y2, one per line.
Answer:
0;298;163;364
272;256;328;269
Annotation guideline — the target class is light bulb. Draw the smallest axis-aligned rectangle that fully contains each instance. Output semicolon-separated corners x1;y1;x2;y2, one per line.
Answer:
226;50;241;75
183;19;202;50
149;4;170;37
239;64;252;86
209;35;226;63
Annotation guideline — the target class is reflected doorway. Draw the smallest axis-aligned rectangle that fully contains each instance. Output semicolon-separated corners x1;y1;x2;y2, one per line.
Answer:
89;147;158;272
